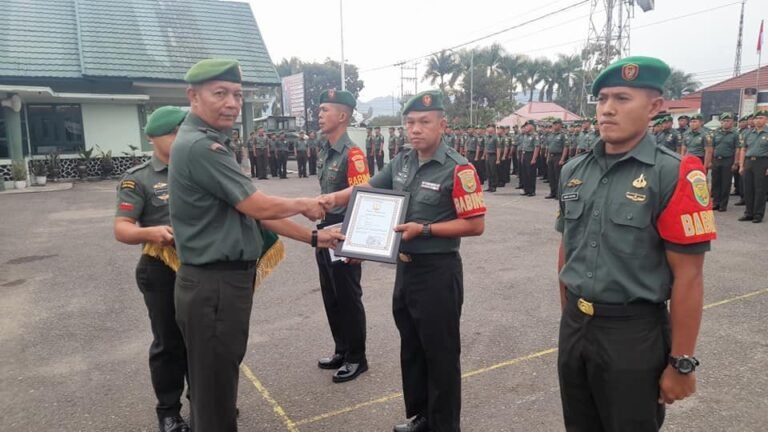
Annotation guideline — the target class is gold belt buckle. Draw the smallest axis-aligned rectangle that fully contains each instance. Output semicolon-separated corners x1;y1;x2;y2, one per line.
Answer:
398;253;412;263
750;157;757;160
577;298;594;316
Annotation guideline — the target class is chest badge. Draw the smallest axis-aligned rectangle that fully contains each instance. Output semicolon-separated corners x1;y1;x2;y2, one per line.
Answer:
632;173;647;189
153;182;169;201
566;178;583;188
625;192;647;203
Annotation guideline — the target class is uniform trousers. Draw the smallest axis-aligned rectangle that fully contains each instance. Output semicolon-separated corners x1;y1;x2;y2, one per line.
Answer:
375;150;385;171
474;157;486;185
743;157;768;218
521;151;537;195
309;150;318;175
269;151;278;177
558;293;669;432
278;150;288;178
136;255;188;420
711;156;734;209
502;153;512;185
394;252;463;432
249;152;257;177
511;146;520;175
388;147;397;162
485;154;498;190
366;151;376;176
254;149;268;179
297;152;308;177
547;153;563;197
175;261;256;432
538;152;548;179
315;247;367;362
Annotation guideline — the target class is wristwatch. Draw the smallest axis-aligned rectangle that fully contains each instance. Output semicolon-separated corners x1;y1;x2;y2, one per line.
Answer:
669;355;700;374
421;223;432;238
311;230;318;248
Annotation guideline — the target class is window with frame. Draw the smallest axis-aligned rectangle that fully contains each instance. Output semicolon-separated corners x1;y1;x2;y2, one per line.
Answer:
27;104;85;154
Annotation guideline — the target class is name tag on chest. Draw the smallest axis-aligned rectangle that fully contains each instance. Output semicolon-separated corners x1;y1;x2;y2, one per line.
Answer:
561;192;579;201
421;181;441;191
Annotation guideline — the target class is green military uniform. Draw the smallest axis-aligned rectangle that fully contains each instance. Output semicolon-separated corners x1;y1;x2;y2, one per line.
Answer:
740;114;768;222
369;90;486;432
374;129;385;171
269;133;279;177
254;133;269;179
657;126;681;153
557;56;715;432
546;123;569;199
475;131;487;184
116;107;189;431
518;124;540;195
388;128;398;161
683;128;710;162
365;130;376;176
308;135;319;176
276;136;289;178
397;128;407;153
484;130;500;192
296;136;309;178
168;59;263;432
710;113;739;211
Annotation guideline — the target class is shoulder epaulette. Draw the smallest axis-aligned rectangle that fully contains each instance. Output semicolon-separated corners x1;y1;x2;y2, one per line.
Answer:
125;159;151;174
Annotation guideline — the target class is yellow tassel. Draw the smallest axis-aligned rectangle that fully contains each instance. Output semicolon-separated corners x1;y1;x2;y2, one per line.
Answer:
254;238;285;287
142;243;180;272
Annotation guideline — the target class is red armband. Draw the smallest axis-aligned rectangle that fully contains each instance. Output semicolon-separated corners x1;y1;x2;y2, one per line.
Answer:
657;155;717;244
347;147;370;186
452;164;486;218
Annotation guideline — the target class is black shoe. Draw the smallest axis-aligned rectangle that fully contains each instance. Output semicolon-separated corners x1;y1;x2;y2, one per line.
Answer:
520;191;529;196
528;193;536;197
159;415;189;432
712;205;720;211
484;188;496;192
393;414;429;432
544;194;556;199
753;217;763;223
318;353;345;370
543;179;549;183
717;207;727;212
731;191;739;196
332;359;368;383
735;200;746;206
515;186;523;190
738;215;754;221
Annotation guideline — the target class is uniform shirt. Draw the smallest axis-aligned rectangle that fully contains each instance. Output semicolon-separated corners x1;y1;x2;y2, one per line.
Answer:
295;138;308;152
555;134;714;304
744;127;768;157
168;113;262;265
519;131;540;152
711;128;739;158
365;135;374;151
276;139;289;152
547;131;568;153
374;134;385;152
115;155;170;227
307;138;318;152
683;129;710;157
485;136;499;154
388;134;398;150
466;135;477;152
738;127;750;148
368;142;486;254
443;133;455;149
318;132;370;216
656;129;681;152
576;131;591;151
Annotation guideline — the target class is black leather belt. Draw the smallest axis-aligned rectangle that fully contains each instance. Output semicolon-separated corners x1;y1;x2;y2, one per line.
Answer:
566;292;664;318
192;260;256;271
748;156;768;160
398;252;458;264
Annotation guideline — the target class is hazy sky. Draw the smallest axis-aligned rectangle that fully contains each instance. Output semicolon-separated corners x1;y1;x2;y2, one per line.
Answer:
247;0;768;101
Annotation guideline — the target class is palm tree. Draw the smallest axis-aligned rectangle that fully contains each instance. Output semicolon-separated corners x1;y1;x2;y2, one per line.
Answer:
519;58;547;102
477;43;506;77
554;54;582;100
423;50;459;91
664;69;701;99
537;58;557;101
500;54;526;92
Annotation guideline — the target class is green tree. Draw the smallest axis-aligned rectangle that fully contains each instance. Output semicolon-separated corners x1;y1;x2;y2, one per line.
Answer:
664;69;701;99
423;50;459;91
274;58;365;129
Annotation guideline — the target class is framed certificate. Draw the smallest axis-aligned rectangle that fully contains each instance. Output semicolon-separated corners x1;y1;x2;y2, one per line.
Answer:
334;187;409;264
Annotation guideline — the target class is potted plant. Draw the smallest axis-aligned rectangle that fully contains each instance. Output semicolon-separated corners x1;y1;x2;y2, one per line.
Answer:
47;150;61;181
11;160;27;189
96;145;114;178
122;144;142;167
77;146;94;180
32;160;48;186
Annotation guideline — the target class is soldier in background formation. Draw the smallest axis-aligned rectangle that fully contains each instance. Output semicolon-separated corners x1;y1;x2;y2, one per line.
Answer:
710;112;739;212
295;132;309;178
738;110;768;224
373;126;385;171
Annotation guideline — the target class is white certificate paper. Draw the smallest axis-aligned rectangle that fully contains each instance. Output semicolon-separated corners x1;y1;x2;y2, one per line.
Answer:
341;191;404;258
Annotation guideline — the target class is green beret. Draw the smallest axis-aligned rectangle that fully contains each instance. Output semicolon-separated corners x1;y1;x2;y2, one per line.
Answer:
144;106;187;137
739;114;749;121
720;112;734;120
319;89;356;109
678;115;690;120
591;56;670;96
403;90;444;115
663;116;673;122
690;114;703;121
523;119;536;126
754;110;768;118
552;118;563;125
184;59;242;84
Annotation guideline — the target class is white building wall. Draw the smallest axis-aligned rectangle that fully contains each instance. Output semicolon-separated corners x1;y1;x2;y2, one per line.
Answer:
81;103;143;155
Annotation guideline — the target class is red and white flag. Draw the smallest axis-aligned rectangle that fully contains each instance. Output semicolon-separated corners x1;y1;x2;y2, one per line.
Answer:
759;19;765;53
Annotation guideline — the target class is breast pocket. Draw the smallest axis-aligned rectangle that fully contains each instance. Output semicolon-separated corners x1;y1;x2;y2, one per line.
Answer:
414;188;442;206
606;202;653;256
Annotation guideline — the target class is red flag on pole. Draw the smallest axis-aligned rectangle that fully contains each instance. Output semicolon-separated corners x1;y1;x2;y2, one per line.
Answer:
759;19;764;53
